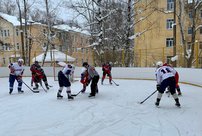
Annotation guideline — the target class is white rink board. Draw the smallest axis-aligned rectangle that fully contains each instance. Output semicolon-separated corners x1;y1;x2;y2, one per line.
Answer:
1;67;201;86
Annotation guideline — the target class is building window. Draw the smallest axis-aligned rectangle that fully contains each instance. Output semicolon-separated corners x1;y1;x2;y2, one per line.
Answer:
4;30;7;37
166;38;174;47
3;43;10;51
166;19;174;29
80;37;83;46
199;57;202;64
199;42;202;50
188;11;192;18
1;30;3;37
187;42;191;49
188;27;192;34
200;28;202;34
167;0;174;11
16;29;19;36
200;10;202;18
16;43;20;50
43;29;46;34
7;30;10;36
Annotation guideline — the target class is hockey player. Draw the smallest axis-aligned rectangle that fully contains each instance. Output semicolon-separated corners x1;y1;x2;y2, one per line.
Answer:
101;62;112;85
30;61;50;90
80;67;89;93
8;58;25;94
163;63;182;96
155;61;181;107
56;64;74;100
82;62;100;98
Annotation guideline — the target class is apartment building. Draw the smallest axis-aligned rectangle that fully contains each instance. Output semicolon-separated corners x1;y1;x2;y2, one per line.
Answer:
53;25;92;66
134;0;202;67
0;12;92;67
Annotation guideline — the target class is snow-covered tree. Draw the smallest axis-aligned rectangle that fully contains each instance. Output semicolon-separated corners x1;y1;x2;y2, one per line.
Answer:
64;0;135;66
0;0;16;15
176;0;202;67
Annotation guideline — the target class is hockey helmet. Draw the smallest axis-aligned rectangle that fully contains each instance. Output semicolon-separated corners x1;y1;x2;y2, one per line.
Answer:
67;64;73;68
82;62;88;67
156;61;163;67
18;58;24;63
34;61;39;64
18;58;24;65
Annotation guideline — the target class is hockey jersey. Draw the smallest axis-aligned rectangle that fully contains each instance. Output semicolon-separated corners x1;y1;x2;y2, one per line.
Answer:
155;65;176;85
8;63;24;76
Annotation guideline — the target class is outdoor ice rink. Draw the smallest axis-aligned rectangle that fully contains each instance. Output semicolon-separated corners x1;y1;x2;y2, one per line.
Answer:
0;77;201;136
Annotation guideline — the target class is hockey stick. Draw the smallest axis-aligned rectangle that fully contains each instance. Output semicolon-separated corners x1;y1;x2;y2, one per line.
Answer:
39;82;47;92
139;90;158;104
72;90;82;97
22;80;39;93
112;79;119;86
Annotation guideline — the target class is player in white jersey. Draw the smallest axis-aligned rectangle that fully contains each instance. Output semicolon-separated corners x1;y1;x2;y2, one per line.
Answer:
56;64;74;100
155;61;181;107
8;59;25;94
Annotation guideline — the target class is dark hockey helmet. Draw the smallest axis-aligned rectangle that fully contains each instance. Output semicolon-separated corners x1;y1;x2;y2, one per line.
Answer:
82;62;88;67
67;64;72;68
34;61;39;64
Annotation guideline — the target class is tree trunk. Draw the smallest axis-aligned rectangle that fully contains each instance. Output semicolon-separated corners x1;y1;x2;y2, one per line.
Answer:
16;0;25;63
124;0;131;67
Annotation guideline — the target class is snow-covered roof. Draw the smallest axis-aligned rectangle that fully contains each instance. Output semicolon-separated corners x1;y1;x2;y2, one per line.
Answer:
0;12;21;26
32;49;75;62
0;12;41;26
53;24;90;36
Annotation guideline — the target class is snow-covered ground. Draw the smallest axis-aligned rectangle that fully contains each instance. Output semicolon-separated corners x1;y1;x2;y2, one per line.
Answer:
0;77;201;136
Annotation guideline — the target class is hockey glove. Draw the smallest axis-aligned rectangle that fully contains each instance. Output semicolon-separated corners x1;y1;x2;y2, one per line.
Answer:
156;84;161;91
17;75;22;81
85;82;89;86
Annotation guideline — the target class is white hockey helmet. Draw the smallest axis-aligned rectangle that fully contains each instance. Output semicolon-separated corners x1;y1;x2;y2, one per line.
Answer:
18;58;24;63
156;61;163;67
71;64;75;70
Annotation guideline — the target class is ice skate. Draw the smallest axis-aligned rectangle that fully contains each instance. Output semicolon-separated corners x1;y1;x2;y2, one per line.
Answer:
57;92;63;99
68;94;74;100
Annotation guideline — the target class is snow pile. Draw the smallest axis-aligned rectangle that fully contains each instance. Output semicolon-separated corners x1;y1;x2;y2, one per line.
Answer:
53;24;90;35
32;49;75;62
171;55;178;62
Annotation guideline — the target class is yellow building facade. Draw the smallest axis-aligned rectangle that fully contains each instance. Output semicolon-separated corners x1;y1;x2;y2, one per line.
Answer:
0;12;93;67
134;0;202;67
